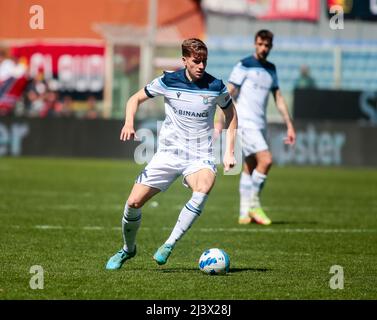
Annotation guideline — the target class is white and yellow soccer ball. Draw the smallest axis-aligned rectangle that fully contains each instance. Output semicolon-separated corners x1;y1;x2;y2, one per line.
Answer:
198;248;230;275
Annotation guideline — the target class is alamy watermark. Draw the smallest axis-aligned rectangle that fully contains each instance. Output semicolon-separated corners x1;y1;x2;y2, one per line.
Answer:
29;265;44;289
329;265;344;290
29;5;44;30
329;5;344;30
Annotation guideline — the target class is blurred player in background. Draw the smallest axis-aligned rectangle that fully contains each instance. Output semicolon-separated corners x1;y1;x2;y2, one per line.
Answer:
106;38;237;270
217;29;295;225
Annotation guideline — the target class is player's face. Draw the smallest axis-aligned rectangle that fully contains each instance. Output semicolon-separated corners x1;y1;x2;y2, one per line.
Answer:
183;53;207;82
254;37;272;61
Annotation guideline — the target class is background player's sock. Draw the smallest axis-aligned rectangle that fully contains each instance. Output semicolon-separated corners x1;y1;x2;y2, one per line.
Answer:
239;172;252;218
166;192;208;246
250;169;267;208
122;203;141;253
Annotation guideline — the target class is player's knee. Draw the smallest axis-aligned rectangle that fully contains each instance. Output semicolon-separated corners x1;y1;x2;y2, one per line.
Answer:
193;183;213;194
195;187;208;194
262;155;273;169
127;197;144;209
266;157;273;168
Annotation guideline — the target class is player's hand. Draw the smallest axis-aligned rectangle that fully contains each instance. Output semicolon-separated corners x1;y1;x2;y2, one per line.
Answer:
223;151;236;172
120;123;138;141
284;126;296;145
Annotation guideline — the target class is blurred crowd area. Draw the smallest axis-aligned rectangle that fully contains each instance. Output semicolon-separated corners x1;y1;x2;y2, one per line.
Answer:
0;49;102;119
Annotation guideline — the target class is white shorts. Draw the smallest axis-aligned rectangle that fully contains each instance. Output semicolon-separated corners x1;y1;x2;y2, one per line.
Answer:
135;151;217;192
238;128;269;158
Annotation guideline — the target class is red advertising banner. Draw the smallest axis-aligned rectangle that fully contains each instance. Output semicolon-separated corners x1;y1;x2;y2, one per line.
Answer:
10;43;105;93
259;0;320;21
201;0;320;21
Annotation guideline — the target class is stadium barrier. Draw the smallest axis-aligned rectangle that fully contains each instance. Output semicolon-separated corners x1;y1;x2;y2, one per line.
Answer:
0;118;138;159
294;88;377;123
0;117;376;167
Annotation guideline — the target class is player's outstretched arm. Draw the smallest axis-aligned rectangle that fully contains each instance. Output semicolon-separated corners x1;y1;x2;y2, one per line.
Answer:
215;83;239;138
221;103;238;172
120;88;150;141
273;89;296;145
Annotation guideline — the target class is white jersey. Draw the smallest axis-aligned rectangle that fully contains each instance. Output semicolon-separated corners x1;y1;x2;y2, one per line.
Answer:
228;55;279;130
145;69;232;161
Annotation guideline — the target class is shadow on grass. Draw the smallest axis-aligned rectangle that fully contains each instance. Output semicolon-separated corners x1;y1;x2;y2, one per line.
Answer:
157;267;269;274
158;267;198;273
229;267;268;273
271;221;318;225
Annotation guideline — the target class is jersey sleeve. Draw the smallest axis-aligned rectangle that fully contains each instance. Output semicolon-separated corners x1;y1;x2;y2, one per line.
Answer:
216;81;232;109
144;75;166;98
271;68;279;92
228;62;247;87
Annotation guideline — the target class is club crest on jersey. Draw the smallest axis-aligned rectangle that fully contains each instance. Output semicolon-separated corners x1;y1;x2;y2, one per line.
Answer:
200;95;210;104
176;92;181;98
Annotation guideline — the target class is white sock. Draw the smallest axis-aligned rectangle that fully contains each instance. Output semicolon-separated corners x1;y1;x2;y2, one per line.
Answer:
250;169;267;208
122;203;141;253
239;172;252;217
166;192;208;246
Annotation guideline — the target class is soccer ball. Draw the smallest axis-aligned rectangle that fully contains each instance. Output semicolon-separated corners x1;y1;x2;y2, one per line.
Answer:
198;248;230;275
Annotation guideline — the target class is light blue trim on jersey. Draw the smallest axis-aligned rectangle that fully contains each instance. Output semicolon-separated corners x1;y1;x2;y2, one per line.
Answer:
158;77;222;95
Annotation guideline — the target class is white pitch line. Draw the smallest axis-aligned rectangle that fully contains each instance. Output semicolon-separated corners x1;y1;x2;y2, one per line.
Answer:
35;225;64;230
9;225;377;233
194;228;377;233
83;226;104;230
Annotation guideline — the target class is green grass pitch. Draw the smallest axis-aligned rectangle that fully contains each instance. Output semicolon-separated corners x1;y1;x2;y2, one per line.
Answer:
0;157;376;299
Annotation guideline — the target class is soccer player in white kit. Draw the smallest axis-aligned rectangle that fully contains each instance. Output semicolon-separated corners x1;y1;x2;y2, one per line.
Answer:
223;29;296;225
106;38;237;270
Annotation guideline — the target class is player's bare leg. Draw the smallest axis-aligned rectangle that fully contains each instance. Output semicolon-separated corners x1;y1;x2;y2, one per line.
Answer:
185;168;216;194
127;183;161;209
254;150;272;175
106;184;160;270
153;169;215;265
